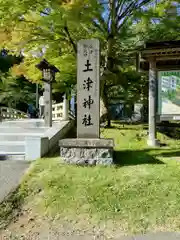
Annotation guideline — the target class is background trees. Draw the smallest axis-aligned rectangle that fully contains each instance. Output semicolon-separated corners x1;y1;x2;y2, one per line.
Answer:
0;50;37;111
0;0;179;124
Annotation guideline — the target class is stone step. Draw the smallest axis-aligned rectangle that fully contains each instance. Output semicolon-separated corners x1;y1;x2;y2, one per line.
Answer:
0;133;44;141
0;152;25;161
0;127;48;133
0;141;25;153
1;122;46;128
1;119;46;128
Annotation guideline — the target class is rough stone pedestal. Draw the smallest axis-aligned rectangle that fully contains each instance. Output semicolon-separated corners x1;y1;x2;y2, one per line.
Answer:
59;138;114;166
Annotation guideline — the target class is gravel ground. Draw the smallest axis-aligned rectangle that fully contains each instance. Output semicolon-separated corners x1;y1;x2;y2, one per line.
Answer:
0;160;29;203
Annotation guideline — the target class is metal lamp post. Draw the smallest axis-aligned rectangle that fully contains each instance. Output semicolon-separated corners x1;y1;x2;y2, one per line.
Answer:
36;59;59;127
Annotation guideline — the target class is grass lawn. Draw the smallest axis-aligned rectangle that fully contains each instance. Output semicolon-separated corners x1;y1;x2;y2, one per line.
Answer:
1;122;180;237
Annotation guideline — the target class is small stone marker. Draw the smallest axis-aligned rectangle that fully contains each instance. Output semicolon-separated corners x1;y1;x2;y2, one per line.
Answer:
59;39;114;166
77;39;100;138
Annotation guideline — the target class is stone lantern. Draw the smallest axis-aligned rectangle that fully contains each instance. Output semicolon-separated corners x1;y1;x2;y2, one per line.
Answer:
36;59;59;127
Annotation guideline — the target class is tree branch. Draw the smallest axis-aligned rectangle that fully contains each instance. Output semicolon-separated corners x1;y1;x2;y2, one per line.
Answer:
117;0;152;30
64;24;77;54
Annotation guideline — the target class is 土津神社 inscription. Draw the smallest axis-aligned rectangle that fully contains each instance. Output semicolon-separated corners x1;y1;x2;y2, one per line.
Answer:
77;39;100;138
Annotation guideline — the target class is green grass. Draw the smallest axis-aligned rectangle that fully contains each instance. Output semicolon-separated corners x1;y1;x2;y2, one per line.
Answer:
2;123;180;234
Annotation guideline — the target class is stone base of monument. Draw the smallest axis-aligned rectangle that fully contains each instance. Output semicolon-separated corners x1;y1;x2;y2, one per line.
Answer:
59;138;114;166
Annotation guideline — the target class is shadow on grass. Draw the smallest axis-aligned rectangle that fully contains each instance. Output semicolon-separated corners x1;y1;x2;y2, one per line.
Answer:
158;126;180;140
114;148;180;166
111;120;144;125
113;149;164;166
157;150;180;158
104;125;144;131
105;122;148;131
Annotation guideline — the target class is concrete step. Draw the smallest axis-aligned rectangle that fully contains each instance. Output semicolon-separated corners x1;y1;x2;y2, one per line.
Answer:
0;152;25;161
0;127;48;133
0;133;44;141
1;123;46;128
0;141;25;153
1;119;46;128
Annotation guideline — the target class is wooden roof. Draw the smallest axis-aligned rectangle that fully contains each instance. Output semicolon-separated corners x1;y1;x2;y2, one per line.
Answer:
145;40;180;49
140;59;180;71
36;59;60;73
139;40;180;71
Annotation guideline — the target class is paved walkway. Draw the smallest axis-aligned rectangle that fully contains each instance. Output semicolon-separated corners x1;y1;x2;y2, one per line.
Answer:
120;232;180;239
0;160;29;203
1;232;180;240
41;232;180;239
23;232;180;239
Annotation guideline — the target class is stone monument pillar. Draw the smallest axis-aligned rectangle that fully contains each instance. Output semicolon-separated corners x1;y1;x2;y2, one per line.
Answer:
147;57;159;147
59;39;114;165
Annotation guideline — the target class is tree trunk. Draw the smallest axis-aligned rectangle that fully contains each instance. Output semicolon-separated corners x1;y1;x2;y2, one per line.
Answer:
100;0;116;128
100;95;111;127
100;97;107;120
102;82;111;127
107;117;111;127
100;80;108;125
103;97;111;127
104;34;115;127
100;71;112;127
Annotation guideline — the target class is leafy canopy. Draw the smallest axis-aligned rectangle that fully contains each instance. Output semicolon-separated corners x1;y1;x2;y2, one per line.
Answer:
0;0;177;108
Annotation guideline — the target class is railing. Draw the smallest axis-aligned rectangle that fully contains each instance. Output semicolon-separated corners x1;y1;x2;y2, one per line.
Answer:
68;109;75;120
0;107;28;120
52;103;75;120
52;103;63;120
0;103;75;121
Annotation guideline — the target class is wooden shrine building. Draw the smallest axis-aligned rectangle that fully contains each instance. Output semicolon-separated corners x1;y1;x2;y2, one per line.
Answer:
139;40;180;146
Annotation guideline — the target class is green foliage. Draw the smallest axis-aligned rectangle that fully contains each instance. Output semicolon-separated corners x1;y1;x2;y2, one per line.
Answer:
0;0;179;113
0;74;36;109
0;52;37;110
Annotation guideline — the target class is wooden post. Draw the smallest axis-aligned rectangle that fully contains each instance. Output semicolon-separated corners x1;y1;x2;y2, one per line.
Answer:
147;57;159;146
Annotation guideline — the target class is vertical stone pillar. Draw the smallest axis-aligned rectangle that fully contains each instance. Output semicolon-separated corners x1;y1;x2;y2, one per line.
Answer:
44;82;52;127
62;93;69;121
77;39;100;138
147;57;159;147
